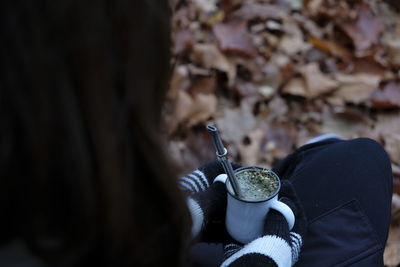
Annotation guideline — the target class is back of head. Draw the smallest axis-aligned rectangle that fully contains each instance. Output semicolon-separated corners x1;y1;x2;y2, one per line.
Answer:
0;0;191;266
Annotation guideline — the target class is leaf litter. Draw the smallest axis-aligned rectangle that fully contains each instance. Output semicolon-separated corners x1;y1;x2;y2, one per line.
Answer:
166;0;400;264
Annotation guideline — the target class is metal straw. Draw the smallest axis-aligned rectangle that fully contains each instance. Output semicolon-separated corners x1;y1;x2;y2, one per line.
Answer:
206;125;242;198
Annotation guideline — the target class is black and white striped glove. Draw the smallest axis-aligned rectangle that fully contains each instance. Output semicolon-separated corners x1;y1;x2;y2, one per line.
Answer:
179;161;240;194
222;180;307;267
179;161;241;240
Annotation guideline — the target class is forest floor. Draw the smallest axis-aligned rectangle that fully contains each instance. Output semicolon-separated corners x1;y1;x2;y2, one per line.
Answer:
165;0;400;265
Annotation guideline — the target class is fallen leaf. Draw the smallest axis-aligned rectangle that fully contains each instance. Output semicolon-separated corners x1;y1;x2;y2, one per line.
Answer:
333;106;369;122
309;36;352;60
383;134;400;166
373;112;400;137
175;90;217;126
189;76;217;95
293;13;323;38
235;80;262;98
216;102;257;144
321;106;366;139
393;193;400;224
263;121;297;160
203;10;225;26
235;80;264;107
304;0;324;16
373;112;400;165
326;95;346;107
333;73;381;104
300;63;338;98
384;225;400;267
238;129;265;166
267;96;289;121
262;62;283;92
339;5;384;51
213;20;258;57
232;3;287;21
218;0;241;13
371;82;400;109
168;65;191;100
351;57;387;75
382;22;400;66
393;165;400;195
192;0;218;13
190;43;236;86
282;77;307;97
173;29;195;54
279;20;311;56
169;130;217;175
286;0;302;10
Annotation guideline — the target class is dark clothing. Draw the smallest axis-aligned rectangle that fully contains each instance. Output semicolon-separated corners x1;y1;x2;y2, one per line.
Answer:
191;138;393;266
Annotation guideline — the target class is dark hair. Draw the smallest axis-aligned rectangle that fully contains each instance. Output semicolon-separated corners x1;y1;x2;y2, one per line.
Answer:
0;1;191;266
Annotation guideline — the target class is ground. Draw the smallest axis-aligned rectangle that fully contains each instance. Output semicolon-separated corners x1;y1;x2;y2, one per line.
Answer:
165;0;400;265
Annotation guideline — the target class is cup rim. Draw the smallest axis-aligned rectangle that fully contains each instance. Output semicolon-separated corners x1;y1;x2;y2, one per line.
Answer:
226;166;281;203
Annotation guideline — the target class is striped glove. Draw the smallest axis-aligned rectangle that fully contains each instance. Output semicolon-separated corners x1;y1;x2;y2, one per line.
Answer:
180;161;241;241
179;161;240;194
222;180;307;267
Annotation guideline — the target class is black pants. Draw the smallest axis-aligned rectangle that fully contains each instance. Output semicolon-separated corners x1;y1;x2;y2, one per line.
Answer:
190;138;393;266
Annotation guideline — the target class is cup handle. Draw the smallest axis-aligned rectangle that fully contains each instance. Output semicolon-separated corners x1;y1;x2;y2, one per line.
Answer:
270;199;295;230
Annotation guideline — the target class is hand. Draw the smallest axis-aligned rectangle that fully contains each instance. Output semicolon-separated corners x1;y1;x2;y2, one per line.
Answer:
179;161;241;194
179;161;241;241
222;180;307;267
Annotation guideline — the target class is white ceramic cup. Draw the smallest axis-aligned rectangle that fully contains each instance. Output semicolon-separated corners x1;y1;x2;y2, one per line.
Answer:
214;166;295;244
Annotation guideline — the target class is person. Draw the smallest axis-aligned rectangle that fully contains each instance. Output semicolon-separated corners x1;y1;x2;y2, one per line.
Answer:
188;136;393;266
0;1;191;266
0;1;392;267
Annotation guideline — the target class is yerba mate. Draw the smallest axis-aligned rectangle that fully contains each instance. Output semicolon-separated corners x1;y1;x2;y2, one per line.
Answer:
234;168;278;201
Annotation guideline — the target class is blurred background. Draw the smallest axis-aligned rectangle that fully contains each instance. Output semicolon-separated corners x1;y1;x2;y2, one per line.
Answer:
164;0;400;265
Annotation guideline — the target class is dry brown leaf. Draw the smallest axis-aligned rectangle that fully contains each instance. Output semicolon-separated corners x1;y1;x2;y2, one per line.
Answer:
333;73;381;104
339;5;384;51
216;102;257;144
371;82;400;109
300;63;338;98
384;225;400;267
304;0;324;16
175;90;217;126
383;134;400;166
333;106;369;122
263;122;296;160
373;112;400;165
232;3;287;21
374;112;400;137
392;193;400;224
382;22;400;66
190;43;236;86
219;0;241;13
213;20;258;57
282;77;307;97
309;36;352;60
393;166;400;196
321;106;366;139
237;129;265;166
279;20;311;56
192;0;217;13
173;29;195;55
267;96;289;121
235;80;264;107
189;76;217;95
326;95;346;107
168;65;190;100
